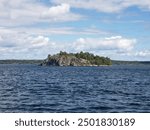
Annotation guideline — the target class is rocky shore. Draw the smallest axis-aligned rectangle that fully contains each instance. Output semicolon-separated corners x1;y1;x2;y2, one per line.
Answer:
40;51;112;66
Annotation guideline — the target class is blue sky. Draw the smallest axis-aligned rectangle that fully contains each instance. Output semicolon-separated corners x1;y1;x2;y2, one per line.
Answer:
0;0;150;61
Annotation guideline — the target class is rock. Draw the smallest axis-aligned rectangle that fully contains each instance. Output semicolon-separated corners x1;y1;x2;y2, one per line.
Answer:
40;51;112;66
41;54;92;66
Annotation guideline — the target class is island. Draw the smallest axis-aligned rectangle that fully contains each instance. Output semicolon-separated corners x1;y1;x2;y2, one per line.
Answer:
40;51;112;66
0;52;149;66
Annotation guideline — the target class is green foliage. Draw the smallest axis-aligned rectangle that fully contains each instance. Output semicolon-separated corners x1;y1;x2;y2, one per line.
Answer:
59;51;68;56
57;51;112;65
75;51;112;65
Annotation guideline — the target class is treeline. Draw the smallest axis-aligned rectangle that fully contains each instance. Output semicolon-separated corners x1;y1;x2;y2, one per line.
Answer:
112;60;150;65
59;51;112;65
0;60;43;64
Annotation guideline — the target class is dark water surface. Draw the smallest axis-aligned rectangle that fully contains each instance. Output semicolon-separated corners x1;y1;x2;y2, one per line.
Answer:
0;64;150;112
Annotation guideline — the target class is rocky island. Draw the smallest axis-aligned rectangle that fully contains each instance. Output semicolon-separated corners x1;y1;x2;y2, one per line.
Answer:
41;51;112;66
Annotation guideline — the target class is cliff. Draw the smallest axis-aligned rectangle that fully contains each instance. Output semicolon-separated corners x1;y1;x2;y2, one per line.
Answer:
41;51;112;66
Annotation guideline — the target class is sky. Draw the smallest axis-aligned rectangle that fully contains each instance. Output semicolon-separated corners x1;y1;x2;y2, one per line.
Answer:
0;0;150;61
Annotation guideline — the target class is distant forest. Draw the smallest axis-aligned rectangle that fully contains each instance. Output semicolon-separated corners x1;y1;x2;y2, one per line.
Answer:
112;60;150;65
0;60;43;64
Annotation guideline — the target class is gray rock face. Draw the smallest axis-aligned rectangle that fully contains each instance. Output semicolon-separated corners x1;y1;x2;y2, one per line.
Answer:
41;51;112;66
41;55;93;66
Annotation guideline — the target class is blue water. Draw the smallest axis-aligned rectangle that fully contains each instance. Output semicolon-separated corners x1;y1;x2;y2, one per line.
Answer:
0;64;150;113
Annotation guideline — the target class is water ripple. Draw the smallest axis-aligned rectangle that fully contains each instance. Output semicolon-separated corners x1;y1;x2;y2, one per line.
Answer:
0;64;150;112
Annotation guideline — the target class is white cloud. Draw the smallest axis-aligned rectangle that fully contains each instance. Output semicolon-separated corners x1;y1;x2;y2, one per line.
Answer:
0;26;108;38
135;50;150;57
0;28;71;59
40;3;81;22
0;28;144;60
0;0;81;26
52;0;150;13
0;29;136;59
73;36;136;52
27;36;49;48
0;28;137;59
42;4;70;18
118;50;150;61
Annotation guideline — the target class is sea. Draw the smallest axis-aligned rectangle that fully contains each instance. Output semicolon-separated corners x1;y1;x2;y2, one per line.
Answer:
0;64;150;113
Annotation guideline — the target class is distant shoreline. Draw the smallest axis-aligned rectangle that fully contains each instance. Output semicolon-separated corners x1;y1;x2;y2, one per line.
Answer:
0;60;43;64
0;59;150;65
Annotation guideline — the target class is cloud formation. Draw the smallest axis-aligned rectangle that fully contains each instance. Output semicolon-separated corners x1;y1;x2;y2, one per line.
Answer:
73;36;136;52
0;0;149;60
52;0;150;13
42;4;70;18
0;0;81;26
0;29;136;59
135;50;150;57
